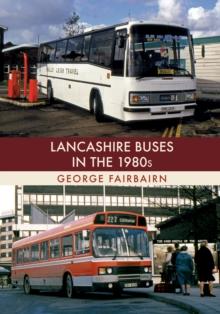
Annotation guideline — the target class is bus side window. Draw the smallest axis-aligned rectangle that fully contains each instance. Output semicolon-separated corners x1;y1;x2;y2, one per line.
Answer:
50;239;60;258
62;235;73;257
31;244;39;261
40;241;48;260
112;30;127;76
23;247;30;263
17;249;23;264
75;230;90;255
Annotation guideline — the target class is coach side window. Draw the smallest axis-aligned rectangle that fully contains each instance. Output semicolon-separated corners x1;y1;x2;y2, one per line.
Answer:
47;42;56;63
50;238;60;258
81;35;91;61
75;230;90;255
31;244;39;261
40;241;49;260
39;45;49;63
55;40;67;62
66;37;83;62
112;29;127;76
62;235;73;257
89;29;114;67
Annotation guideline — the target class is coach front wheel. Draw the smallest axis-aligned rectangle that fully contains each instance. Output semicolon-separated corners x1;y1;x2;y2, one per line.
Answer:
93;93;105;122
47;83;54;105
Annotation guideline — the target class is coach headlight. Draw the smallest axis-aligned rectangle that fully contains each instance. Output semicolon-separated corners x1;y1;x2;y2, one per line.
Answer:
144;267;149;273
185;92;196;102
130;93;150;105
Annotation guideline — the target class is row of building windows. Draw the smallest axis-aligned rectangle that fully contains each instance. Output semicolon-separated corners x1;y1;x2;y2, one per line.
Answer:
15;230;90;264
23;194;194;208
0;252;11;258
0;226;12;232
0;243;12;249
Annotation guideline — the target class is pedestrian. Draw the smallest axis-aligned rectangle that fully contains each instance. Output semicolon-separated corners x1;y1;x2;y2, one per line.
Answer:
176;245;193;296
171;243;180;267
195;240;216;297
171;242;181;292
163;246;174;283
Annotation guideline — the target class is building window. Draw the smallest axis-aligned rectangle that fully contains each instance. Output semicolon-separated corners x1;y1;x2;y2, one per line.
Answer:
62;235;73;257
57;195;63;205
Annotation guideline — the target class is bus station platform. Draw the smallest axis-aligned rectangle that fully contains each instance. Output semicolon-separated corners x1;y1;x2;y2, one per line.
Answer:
130;285;220;314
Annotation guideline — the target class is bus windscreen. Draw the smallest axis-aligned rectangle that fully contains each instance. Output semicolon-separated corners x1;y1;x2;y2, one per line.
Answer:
93;227;149;258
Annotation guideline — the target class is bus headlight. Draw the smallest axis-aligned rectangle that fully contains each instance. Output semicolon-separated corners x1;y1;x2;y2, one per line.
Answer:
98;267;106;275
107;268;113;274
130;93;150;105
185;92;196;102
144;267;149;273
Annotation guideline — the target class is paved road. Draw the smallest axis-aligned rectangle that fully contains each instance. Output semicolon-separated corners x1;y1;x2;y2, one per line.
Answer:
0;289;188;314
0;95;220;137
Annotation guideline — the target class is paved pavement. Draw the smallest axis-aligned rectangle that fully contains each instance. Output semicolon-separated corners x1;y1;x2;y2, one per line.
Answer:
129;285;220;314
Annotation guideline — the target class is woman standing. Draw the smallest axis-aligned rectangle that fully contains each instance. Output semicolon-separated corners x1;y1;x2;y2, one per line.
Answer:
195;240;216;297
176;245;194;296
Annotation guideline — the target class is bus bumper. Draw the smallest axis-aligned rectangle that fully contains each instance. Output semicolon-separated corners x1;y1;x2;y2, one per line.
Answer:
92;274;153;291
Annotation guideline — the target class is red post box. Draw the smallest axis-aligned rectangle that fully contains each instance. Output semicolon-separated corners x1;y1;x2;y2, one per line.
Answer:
8;70;21;99
28;79;38;102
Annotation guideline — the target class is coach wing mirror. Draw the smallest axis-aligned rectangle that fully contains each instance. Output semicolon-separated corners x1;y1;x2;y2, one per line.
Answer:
118;35;126;48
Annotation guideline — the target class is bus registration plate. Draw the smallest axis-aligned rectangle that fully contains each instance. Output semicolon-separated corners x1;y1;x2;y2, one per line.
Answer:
124;282;138;288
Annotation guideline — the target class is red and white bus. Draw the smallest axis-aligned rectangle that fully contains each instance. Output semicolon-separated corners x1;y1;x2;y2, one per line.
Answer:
12;211;153;297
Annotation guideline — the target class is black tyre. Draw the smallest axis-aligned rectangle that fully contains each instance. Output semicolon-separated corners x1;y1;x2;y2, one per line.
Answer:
47;83;54;105
93;92;105;122
23;276;32;295
65;274;74;298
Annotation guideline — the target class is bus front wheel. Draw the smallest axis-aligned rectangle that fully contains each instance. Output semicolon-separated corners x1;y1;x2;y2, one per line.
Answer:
23;276;32;295
92;93;105;123
65;274;74;298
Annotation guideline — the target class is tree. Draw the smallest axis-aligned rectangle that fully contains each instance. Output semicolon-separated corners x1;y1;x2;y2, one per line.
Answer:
63;11;85;37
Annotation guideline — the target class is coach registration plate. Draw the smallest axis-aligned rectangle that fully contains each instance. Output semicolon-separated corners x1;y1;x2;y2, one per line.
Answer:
124;282;138;288
161;106;175;112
